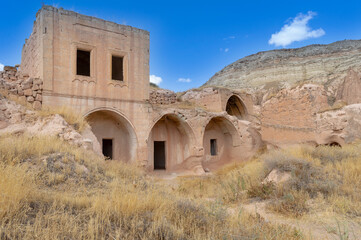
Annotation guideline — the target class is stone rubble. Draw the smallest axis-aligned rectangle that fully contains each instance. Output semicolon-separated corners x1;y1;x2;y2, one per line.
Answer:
0;66;43;109
149;88;177;105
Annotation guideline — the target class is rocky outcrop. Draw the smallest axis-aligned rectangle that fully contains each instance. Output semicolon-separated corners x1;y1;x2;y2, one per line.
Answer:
0;94;94;150
316;104;361;144
0;66;43;109
205;40;361;92
259;82;361;146
336;69;361;104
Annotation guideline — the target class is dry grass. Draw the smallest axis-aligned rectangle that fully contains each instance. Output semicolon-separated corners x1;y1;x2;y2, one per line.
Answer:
177;143;361;222
0;89;88;131
0;134;301;239
37;106;88;132
0;89;32;109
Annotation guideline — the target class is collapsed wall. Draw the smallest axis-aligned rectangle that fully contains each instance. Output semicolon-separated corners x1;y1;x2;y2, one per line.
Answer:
0;66;43;109
149;89;177;105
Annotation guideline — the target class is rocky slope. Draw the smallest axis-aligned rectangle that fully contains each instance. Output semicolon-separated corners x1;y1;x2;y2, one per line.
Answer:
205;40;361;92
0;93;96;150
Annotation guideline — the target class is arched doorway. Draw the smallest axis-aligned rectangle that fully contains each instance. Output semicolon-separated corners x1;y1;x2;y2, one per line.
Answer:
225;95;247;119
203;116;240;170
85;109;137;163
148;114;195;171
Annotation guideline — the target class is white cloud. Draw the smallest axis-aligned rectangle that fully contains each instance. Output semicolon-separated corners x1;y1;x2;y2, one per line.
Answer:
178;78;191;83
0;63;4;71
149;75;162;85
269;11;325;47
223;36;235;40
220;48;230;53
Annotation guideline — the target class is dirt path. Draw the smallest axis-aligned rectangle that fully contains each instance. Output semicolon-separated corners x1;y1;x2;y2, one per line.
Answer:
240;200;361;240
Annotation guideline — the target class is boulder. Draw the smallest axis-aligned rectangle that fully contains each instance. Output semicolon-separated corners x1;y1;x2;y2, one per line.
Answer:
262;169;291;185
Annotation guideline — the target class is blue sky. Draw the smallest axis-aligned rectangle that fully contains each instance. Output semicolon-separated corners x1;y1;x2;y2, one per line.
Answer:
1;0;361;92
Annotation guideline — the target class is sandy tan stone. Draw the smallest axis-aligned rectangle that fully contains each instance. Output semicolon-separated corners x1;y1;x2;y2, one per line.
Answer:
33;101;41;110
24;89;32;96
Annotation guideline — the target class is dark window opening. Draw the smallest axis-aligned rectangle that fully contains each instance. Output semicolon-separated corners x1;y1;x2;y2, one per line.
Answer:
210;139;217;156
112;56;124;81
102;139;113;159
77;49;91;76
154;141;166;169
328;142;342;147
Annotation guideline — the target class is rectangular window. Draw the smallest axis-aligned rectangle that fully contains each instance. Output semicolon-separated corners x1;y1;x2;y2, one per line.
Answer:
210;139;217;156
76;49;91;76
112;55;124;81
102;139;113;160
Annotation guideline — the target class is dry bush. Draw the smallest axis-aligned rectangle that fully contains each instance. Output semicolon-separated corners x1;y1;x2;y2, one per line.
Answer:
247;182;275;200
268;190;310;217
302;145;361;216
304;144;360;164
263;151;340;198
219;160;267;203
263;145;361;218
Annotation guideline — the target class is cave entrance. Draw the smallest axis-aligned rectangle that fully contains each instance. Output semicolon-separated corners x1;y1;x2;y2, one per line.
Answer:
210;139;217;156
154;141;166;170
102;139;113;160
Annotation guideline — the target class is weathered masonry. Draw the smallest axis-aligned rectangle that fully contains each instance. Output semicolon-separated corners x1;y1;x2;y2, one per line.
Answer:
17;5;262;174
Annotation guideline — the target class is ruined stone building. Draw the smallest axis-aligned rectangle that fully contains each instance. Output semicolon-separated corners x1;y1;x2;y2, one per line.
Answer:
14;6;261;174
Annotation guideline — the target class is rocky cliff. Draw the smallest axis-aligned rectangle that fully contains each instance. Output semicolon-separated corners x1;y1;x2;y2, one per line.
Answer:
205;40;361;92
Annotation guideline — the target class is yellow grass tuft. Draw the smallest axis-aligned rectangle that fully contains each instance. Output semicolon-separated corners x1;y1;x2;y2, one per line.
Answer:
37;105;88;132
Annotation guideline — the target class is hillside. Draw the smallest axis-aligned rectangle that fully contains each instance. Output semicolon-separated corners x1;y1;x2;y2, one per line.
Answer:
204;40;361;91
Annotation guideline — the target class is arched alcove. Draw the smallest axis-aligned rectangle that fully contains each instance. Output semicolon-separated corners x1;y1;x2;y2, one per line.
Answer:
85;109;137;163
148;114;196;171
225;95;247;119
202;116;240;170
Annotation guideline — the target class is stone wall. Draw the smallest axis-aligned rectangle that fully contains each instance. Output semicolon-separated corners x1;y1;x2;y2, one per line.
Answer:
21;14;41;79
149;89;177;105
260;84;329;145
0;66;43;109
23;5;150;104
